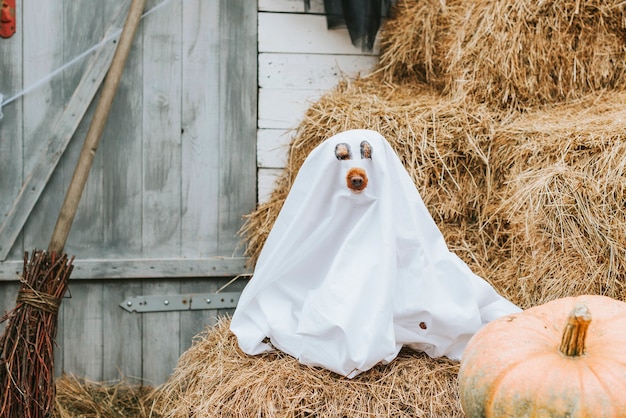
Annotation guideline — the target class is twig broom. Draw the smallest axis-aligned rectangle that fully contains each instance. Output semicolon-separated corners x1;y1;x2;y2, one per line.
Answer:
0;0;146;416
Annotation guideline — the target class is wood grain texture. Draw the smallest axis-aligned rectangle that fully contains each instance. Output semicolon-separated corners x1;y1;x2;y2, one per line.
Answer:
0;257;250;281
101;1;144;258
258;88;323;129
180;0;220;257
141;280;180;385
259;53;378;90
20;1;67;254
258;129;291;169
0;0;23;261
102;279;143;380
142;0;183;258
0;32;121;260
217;0;257;255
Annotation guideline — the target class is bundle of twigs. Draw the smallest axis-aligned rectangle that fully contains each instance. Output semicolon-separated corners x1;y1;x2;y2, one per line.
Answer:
0;250;73;418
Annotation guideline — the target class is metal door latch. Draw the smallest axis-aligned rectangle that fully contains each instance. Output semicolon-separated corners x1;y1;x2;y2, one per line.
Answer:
119;292;241;313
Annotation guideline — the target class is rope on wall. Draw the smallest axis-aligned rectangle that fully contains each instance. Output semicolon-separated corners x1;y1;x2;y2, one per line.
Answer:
0;0;172;120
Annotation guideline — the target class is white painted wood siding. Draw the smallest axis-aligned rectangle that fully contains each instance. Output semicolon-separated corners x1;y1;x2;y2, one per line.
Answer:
257;0;379;202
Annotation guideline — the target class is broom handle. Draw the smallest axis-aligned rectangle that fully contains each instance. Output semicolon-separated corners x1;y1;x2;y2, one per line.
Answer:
48;0;146;255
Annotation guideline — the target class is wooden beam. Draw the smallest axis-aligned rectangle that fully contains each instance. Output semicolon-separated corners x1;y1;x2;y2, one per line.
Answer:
0;257;251;281
0;6;129;261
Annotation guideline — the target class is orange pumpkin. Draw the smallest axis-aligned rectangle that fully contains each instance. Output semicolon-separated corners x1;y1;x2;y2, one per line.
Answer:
458;295;626;417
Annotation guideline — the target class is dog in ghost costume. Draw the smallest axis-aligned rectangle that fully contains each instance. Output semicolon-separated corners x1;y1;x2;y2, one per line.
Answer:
230;129;520;378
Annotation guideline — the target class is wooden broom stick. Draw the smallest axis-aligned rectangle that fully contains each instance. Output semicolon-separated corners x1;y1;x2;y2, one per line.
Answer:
48;0;147;255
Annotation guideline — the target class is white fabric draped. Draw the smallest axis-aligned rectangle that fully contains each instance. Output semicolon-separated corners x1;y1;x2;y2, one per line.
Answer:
231;129;521;378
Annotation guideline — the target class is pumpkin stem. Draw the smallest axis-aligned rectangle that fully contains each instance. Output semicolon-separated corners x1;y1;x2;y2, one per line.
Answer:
559;302;591;357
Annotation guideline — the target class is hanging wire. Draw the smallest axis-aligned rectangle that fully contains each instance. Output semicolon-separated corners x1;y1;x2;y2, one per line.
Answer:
0;0;172;120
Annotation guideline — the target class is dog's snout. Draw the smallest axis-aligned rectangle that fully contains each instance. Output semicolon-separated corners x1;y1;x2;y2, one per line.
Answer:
346;167;368;193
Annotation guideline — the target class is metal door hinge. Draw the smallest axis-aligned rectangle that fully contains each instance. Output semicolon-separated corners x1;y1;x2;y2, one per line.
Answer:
119;292;241;313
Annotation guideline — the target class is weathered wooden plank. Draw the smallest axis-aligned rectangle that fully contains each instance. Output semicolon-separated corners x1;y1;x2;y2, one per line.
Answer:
141;0;183;258
20;2;67;254
258;88;322;129
102;279;142;380
0;7;127;261
179;277;248;354
259;0;324;13
0;0;23;262
140;0;183;385
259;12;377;55
218;0;257;254
61;281;104;380
259;53;378;90
0;282;19;337
101;0;144;258
141;279;180;385
258;129;291;169
0;257;250;281
258;168;285;204
59;1;108;259
180;0;220;257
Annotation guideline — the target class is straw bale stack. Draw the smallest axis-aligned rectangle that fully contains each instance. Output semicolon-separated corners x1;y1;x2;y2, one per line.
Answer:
151;317;463;417
153;0;626;415
491;91;626;306
378;0;626;110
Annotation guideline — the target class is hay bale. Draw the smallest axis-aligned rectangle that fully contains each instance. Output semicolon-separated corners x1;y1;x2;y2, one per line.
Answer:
166;2;626;414
377;0;626;110
53;374;158;418
491;91;626;306
242;78;504;274
151;317;463;418
242;75;626;310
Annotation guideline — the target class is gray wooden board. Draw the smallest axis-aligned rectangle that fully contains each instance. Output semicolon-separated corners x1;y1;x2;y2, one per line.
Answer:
0;257;250;281
0;0;258;385
101;0;144;258
181;0;220;257
0;2;129;261
218;0;258;255
57;0;107;260
61;281;104;380
0;0;24;262
0;282;19;336
102;279;143;380
141;279;181;385
0;278;239;384
21;2;84;255
0;0;256;273
178;277;247;354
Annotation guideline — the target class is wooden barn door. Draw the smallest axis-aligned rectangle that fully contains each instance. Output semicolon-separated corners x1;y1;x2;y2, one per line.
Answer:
0;0;256;384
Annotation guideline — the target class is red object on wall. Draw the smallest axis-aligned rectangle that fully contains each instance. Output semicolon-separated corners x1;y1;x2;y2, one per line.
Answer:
0;0;16;38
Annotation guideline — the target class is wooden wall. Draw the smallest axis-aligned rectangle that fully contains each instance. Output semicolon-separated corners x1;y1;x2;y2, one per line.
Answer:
0;0;256;385
257;0;379;202
0;0;380;385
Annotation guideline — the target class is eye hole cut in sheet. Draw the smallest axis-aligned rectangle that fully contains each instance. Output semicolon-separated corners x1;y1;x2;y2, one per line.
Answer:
231;129;521;378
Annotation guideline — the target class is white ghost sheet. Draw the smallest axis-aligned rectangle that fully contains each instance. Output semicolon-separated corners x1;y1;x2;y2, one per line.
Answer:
230;129;521;378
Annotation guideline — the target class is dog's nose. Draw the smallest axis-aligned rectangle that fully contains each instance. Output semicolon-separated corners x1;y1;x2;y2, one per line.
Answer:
346;167;368;192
